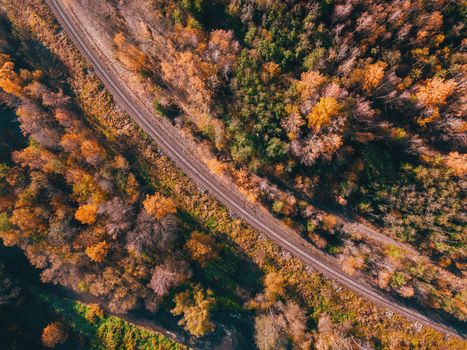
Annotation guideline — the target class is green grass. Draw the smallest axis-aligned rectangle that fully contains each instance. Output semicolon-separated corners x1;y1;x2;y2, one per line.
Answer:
33;289;187;350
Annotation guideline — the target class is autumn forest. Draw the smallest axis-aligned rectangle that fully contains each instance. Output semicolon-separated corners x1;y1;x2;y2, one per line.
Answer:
0;0;465;349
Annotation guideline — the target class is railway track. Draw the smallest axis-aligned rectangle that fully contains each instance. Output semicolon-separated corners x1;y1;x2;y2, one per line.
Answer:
45;0;464;339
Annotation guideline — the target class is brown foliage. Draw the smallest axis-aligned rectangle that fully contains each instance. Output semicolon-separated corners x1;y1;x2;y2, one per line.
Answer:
80;139;105;166
297;71;326;102
113;32;147;72
13;146;62;174
281;112;305;141
0;58;22;97
60;133;81;154
445;152;467;177
185;231;219;266
113;155;129;170
149;259;191;297
84;303;105;323
54;109;82;131
350;61;387;92
161;51;214;113
208;30;239;78
415;77;457;125
10;207;47;234
283;301;311;349
254;313;287;350
322;214;337;231
206;157;227;175
16;102;62;149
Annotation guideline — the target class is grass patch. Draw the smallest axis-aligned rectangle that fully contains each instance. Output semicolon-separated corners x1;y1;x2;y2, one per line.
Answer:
33;289;187;350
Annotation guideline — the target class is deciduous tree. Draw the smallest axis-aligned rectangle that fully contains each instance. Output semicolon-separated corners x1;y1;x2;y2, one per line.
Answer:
254;314;287;350
143;193;176;219
0;58;22;97
149;258;191;297
350;61;387;93
41;322;68;348
85;241;109;263
171;284;216;337
416;77;456;108
80;139;105;166
185;231;219;266
307;97;341;131
75;203;98;225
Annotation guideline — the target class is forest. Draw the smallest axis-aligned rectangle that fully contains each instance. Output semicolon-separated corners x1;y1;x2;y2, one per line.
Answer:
79;0;465;327
139;0;466;268
0;0;465;349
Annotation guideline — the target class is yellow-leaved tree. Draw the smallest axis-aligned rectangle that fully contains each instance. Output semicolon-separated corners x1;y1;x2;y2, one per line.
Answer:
264;272;286;300
171;284;216;337
0;52;42;97
307;97;341;131
0;60;22;97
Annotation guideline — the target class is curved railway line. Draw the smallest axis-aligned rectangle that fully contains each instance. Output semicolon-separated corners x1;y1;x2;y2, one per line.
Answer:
45;0;464;339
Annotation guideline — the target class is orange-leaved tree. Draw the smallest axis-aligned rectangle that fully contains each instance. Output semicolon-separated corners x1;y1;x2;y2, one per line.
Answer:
85;241;109;263
41;322;68;348
143;193;177;219
75;203;98;225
